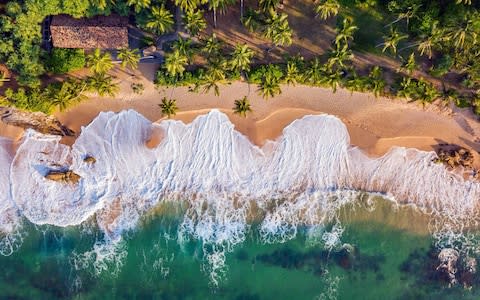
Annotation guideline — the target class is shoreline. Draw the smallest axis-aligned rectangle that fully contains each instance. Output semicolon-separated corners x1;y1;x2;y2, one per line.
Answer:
1;77;480;167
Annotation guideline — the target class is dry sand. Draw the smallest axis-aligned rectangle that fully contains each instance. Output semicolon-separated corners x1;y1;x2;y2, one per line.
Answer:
2;65;480;167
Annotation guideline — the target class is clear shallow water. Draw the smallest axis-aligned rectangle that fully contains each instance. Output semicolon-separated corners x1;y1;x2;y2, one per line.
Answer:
1;197;479;300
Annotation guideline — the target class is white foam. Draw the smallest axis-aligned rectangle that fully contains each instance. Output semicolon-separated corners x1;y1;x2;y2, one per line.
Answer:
0;109;478;270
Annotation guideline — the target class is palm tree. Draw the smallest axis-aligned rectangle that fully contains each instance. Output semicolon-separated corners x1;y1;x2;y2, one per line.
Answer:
344;71;367;94
164;50;188;78
258;65;283;99
50;80;87;111
367;66;385;97
258;0;280;13
284;60;300;85
145;6;174;35
381;27;408;54
233;96;252;117
264;12;293;46
327;46;353;70
172;37;194;61
184;9;207;36
399;52;416;75
202;33;222;58
175;0;202;12
334;18;357;49
229;44;254;73
127;0;151;13
305;58;325;85
202;73;222;96
86;48;113;75
159;97;178;118
117;48;141;71
208;0;235;28
417;21;443;59
86;73;119;97
315;0;340;20
324;70;342;93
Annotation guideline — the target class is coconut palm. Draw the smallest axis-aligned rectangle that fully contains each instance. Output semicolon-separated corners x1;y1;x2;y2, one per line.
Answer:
399;52;416;75
145;6;174;35
86;73;119;97
264;12;292;46
324;70;342;93
259;75;281;99
175;0;202;12
86;49;113;75
117;48;141;71
447;14;479;51
164;50;188;78
381;27;408;54
50;80;87;111
304;58;325;85
233;96;252;117
127;0;151;13
202;73;222;96
334;18;357;49
367;66;385;97
208;0;235;28
184;9;207;36
159;97;178;118
202;33;222;57
315;0;340;20
229;44;254;73
327;46;353;70
172;37;194;61
258;0;280;13
417;21;443;59
284;59;302;85
344;71;367;93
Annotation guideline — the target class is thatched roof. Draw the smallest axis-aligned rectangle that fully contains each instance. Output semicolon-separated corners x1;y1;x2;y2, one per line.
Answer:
50;14;128;49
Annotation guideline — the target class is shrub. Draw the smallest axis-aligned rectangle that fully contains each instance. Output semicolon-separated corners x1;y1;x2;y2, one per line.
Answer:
45;48;86;74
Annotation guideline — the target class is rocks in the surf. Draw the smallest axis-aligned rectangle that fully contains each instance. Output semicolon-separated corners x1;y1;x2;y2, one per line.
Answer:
45;170;81;184
437;248;459;286
0;106;75;136
433;145;474;169
83;155;96;164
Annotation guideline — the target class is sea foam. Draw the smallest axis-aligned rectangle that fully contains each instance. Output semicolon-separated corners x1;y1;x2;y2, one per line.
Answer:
0;109;479;261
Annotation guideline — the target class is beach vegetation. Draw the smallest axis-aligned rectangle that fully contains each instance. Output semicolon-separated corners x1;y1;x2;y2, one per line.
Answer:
86;73;119;97
233;96;252;117
118;48;141;71
44;49;86;74
184;9;207;36
159;97;178;118
315;0;341;20
141;5;174;35
86;49;114;75
229;44;255;73
164;49;189;78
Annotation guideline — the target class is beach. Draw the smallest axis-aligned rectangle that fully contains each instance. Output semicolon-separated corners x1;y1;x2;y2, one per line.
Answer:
34;65;480;169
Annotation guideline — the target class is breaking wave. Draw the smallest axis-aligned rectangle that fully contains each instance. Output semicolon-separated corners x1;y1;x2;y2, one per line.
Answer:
0;109;479;281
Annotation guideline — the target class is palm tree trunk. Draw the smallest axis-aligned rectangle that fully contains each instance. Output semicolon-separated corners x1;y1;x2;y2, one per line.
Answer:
213;8;217;28
240;0;244;20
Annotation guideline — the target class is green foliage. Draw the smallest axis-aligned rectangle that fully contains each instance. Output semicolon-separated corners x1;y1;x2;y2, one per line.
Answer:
229;44;254;73
117;48;141;71
233;96;252;117
396;77;440;105
142;5;174;35
159;97;178;118
263;12;293;46
184;9;207;36
86;73;119;97
429;55;454;77
45;48;86;74
86;48;113;75
315;0;340;20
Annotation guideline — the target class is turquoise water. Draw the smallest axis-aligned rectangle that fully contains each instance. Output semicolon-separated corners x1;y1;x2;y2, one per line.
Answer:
1;198;479;300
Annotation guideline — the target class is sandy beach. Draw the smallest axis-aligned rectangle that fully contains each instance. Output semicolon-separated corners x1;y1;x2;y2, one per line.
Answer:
1;65;480;167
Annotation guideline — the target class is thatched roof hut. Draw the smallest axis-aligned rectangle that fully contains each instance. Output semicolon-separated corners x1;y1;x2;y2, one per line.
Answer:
50;14;128;49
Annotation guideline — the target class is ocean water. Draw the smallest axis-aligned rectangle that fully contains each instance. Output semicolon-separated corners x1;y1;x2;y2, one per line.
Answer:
0;110;479;299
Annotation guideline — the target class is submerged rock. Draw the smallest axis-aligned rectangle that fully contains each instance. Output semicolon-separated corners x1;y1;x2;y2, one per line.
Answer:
45;170;81;184
83;156;96;164
0;106;75;136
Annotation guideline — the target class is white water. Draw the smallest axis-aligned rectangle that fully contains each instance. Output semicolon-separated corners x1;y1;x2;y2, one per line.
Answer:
0;109;479;275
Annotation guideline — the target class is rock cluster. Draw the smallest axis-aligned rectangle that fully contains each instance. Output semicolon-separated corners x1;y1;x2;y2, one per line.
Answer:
45;170;81;184
0;106;74;136
433;147;474;169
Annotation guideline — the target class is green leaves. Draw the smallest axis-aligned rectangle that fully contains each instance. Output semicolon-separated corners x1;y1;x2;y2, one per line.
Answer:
229;44;254;73
117;48;141;71
184;9;207;36
315;0;340;20
164;49;188;78
233;96;252;117
86;48;113;75
159;97;179;118
145;5;174;35
263;12;292;47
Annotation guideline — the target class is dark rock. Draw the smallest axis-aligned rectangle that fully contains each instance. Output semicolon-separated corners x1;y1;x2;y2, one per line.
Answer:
83;156;96;164
0;106;74;136
45;170;81;184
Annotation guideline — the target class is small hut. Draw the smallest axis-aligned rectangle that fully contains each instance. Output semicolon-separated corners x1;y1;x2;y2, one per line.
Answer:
50;14;129;49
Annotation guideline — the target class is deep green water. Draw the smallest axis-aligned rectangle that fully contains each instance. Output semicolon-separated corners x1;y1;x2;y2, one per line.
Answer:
1;199;479;300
